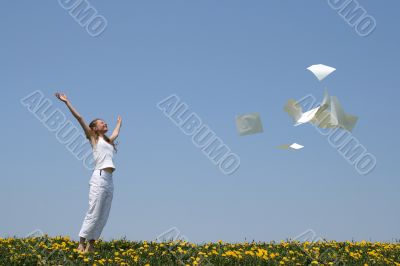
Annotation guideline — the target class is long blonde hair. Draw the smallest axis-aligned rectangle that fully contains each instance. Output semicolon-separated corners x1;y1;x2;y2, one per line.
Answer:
89;118;118;153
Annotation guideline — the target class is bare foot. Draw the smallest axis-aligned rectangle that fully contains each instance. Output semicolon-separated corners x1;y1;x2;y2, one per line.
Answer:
77;244;85;252
84;244;95;253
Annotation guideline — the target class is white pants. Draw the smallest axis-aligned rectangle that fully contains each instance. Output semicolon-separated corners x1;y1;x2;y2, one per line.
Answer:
79;169;114;240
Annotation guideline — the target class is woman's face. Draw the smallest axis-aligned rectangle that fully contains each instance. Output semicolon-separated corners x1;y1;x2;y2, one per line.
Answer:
95;120;108;133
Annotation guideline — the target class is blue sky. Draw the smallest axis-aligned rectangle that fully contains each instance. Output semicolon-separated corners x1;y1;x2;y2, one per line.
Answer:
1;1;399;243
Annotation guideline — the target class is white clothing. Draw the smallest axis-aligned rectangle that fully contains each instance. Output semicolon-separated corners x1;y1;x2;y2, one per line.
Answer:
79;136;116;240
93;136;116;171
79;169;114;240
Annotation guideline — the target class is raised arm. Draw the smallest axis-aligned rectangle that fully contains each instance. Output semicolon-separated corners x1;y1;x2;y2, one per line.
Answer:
55;92;94;139
109;115;122;143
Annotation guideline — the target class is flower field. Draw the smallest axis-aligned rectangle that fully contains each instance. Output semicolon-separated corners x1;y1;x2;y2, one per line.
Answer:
1;236;399;265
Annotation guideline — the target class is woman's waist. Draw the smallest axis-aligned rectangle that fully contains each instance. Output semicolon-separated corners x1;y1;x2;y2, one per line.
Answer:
91;169;114;180
100;167;114;174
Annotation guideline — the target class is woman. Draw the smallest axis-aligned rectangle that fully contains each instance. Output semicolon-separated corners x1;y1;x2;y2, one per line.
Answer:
55;92;122;253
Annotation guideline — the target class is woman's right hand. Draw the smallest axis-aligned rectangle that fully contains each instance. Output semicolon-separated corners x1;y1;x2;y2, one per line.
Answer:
55;92;69;103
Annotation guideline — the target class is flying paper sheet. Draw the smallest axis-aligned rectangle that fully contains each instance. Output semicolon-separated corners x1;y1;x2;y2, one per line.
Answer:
290;143;304;149
330;96;358;132
284;99;302;122
311;88;334;127
295;106;321;126
284;88;358;131
235;112;264;136
284;99;321;126
311;109;336;128
307;64;336;81
321;88;330;107
278;143;304;150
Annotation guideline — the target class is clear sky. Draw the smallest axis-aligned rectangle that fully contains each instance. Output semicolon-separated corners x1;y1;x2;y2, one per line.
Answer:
1;1;399;243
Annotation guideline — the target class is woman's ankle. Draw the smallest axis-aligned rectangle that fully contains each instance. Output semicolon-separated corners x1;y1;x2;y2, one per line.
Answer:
79;237;86;245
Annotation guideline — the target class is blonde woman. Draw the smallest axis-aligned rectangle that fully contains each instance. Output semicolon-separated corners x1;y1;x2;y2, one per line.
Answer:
55;92;122;253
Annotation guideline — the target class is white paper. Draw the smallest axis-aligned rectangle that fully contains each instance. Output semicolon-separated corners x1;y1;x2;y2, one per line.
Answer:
330;96;358;132
311;88;333;127
307;64;336;81
284;99;320;126
284;99;303;122
284;88;358;131
302;91;358;131
321;88;330;107
295;106;321;126
235;112;264;136
290;143;304;149
311;109;335;128
278;143;304;150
